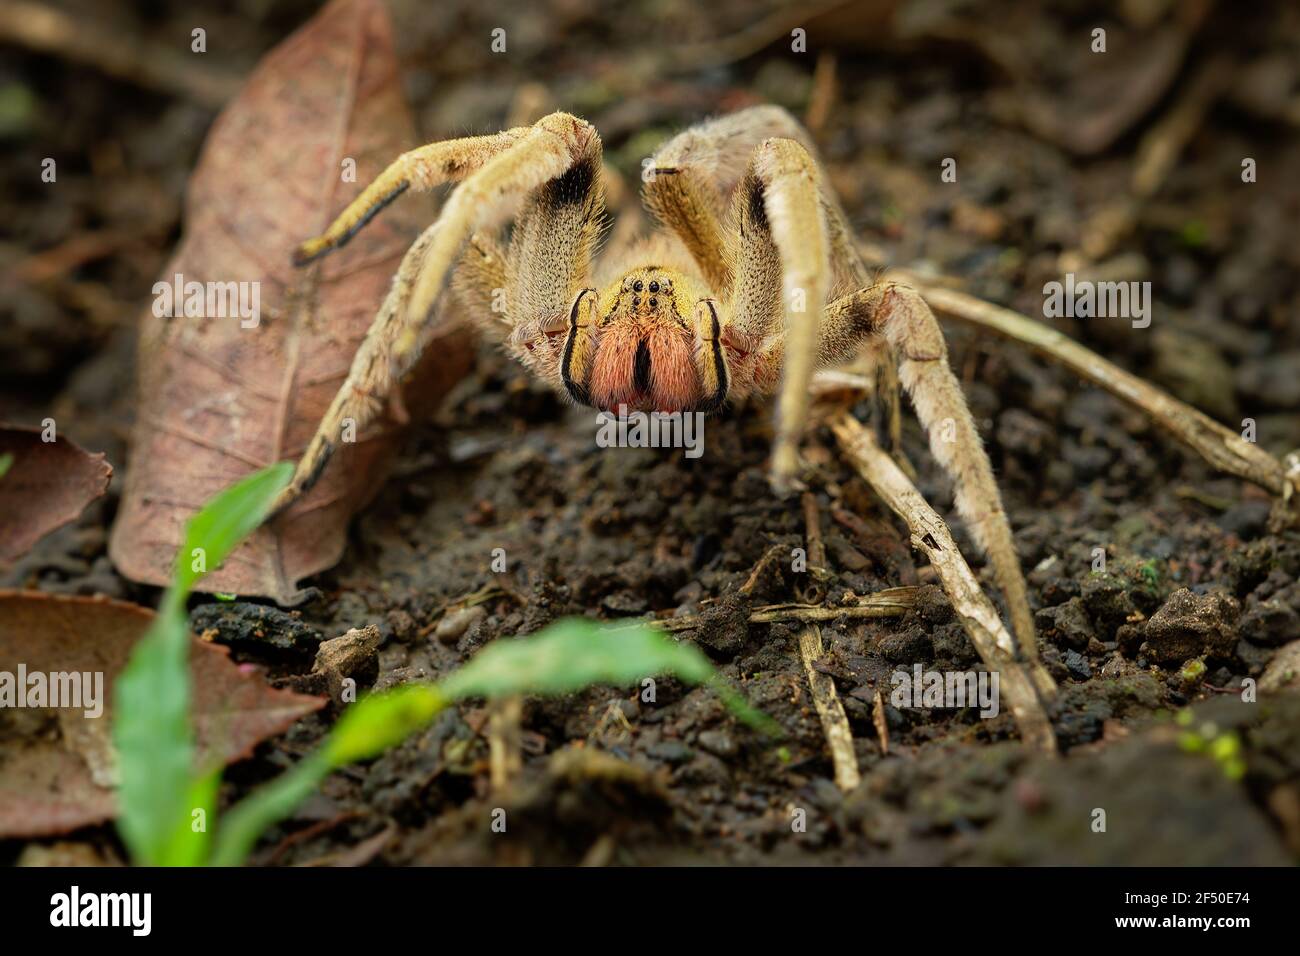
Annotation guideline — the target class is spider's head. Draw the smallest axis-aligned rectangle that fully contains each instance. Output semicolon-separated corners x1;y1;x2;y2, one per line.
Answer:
561;268;727;415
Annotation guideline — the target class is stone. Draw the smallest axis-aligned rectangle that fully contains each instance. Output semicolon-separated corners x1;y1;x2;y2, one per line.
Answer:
1141;589;1239;665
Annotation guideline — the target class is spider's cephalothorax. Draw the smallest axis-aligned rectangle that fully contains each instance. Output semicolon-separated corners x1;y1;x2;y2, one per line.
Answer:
276;106;1043;676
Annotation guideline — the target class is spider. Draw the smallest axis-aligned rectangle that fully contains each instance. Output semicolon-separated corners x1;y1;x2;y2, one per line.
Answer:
276;105;1037;663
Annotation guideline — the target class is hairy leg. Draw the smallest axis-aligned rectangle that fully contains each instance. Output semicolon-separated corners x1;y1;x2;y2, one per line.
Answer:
643;165;732;293
649;106;905;459
819;279;1040;668
292;127;532;266
451;232;510;330
505;133;606;370
274;113;601;513
745;137;831;491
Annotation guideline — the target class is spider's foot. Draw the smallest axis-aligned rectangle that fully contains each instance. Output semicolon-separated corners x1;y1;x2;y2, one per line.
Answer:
292;236;333;267
768;444;808;497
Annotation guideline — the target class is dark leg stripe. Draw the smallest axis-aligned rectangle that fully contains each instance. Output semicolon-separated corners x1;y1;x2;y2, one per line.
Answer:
561;289;594;407
698;301;729;413
294;181;411;265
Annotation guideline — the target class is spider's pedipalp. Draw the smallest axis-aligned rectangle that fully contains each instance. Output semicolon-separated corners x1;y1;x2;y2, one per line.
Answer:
691;298;730;413
560;288;599;406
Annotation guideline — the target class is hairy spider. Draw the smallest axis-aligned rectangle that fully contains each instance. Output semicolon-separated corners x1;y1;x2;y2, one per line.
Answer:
278;106;1036;657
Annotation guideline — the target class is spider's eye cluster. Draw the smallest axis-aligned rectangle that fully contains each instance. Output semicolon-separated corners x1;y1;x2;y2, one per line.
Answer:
622;274;673;308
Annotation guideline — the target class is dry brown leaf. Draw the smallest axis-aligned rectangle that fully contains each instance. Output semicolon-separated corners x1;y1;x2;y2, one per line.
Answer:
0;425;112;567
109;0;473;604
0;590;324;838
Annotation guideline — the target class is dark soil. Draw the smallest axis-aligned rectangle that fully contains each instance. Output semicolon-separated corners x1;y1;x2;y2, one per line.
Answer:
3;0;1299;865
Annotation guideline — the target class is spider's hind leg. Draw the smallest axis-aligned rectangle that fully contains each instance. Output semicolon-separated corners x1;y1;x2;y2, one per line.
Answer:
821;279;1046;682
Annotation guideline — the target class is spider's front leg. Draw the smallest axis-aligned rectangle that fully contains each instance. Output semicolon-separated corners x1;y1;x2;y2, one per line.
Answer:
644;106;902;463
272;112;603;514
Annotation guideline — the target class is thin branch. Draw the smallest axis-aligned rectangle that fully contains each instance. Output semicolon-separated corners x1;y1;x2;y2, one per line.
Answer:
872;689;890;756
797;625;861;791
798;491;831;604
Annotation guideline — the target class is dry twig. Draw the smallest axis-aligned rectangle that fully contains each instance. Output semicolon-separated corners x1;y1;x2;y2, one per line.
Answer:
488;695;523;792
797;625;861;791
871;689;890;756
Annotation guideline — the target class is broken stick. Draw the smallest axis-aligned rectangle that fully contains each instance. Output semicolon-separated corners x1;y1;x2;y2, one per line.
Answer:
797;624;861;791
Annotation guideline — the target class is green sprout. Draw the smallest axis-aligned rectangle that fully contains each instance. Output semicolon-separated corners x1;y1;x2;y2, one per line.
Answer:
112;463;772;866
0;452;13;481
1178;657;1207;689
1138;559;1160;592
1174;710;1246;781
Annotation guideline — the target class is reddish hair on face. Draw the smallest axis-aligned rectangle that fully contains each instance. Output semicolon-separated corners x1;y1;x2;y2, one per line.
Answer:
645;323;697;411
588;322;700;412
589;322;642;410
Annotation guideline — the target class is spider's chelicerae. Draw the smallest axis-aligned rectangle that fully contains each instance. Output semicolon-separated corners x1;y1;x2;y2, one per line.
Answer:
279;105;1036;654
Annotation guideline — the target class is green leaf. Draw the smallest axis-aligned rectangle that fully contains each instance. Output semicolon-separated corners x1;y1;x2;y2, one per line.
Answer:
112;607;196;866
440;618;715;700
208;751;332;868
0;452;13;480
175;462;294;592
325;683;448;766
113;463;292;865
210;618;775;865
160;765;222;866
208;685;448;867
